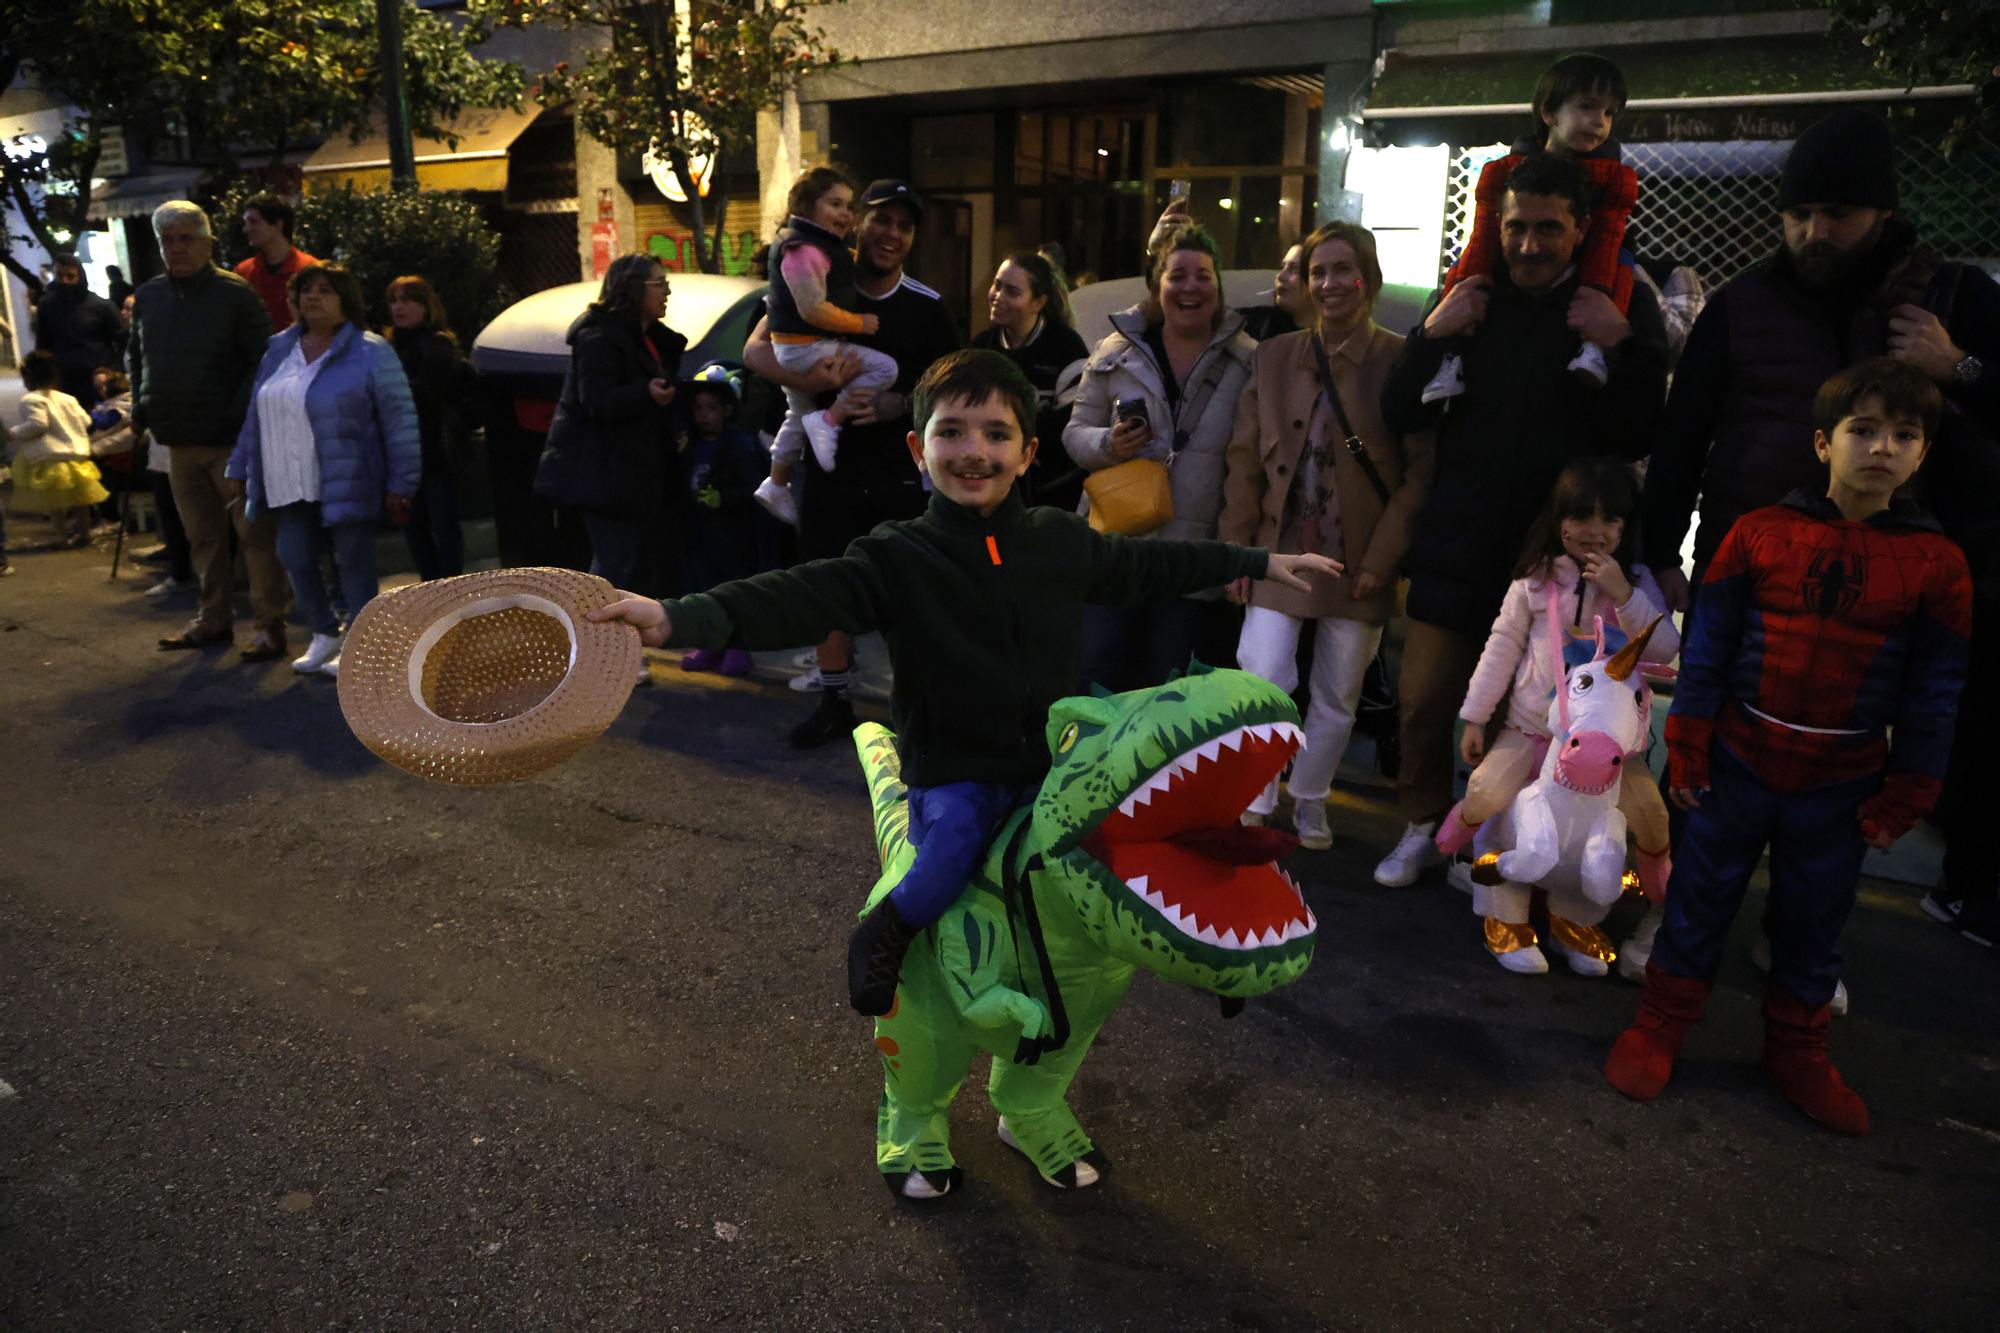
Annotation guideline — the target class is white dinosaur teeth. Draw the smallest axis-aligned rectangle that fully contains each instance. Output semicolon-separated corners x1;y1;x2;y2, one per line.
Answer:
1260;925;1284;948
1127;874;1148;896
1219;728;1245;751
1195;923;1224;947
1197;738;1222;764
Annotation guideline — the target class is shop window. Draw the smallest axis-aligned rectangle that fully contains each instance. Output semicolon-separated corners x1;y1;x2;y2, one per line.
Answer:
911;114;995;191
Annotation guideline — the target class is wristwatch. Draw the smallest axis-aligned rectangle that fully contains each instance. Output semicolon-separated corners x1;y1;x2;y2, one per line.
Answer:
1954;353;1984;385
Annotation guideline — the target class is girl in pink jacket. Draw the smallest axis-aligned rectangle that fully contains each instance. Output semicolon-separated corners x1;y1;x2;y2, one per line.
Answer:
1435;458;1678;900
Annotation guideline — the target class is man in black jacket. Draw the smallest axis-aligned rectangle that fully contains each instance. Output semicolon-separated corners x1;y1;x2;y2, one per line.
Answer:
743;179;963;749
1373;152;1668;888
1641;108;2000;946
130;201;292;660
33;255;122;406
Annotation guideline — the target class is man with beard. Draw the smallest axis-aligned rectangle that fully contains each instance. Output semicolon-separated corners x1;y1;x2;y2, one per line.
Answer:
744;178;962;748
1641;107;2000;948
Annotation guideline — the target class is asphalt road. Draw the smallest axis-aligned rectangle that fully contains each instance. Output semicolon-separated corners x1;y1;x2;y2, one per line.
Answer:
2;539;1996;1331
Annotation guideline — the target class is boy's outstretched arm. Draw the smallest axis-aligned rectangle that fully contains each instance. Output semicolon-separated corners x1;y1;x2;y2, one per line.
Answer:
1084;527;1338;604
588;594;672;647
587;545;897;653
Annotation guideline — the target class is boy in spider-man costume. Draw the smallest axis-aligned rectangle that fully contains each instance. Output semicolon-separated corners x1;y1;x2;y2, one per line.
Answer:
1606;359;1972;1135
1425;52;1639;404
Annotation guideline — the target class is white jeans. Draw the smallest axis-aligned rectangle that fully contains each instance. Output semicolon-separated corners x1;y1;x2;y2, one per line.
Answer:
1235;605;1383;814
770;337;900;463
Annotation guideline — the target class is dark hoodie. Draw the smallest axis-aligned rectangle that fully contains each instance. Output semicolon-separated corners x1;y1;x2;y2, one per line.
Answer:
535;306;688;519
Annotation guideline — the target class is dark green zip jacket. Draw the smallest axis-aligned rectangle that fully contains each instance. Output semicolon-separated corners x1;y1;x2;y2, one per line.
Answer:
128;265;273;449
665;490;1269;788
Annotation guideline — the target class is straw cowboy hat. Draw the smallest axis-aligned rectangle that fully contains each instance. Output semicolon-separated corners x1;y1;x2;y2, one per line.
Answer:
337;567;643;784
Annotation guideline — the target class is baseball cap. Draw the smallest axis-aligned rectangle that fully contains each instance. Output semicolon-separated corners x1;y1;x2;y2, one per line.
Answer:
861;179;925;221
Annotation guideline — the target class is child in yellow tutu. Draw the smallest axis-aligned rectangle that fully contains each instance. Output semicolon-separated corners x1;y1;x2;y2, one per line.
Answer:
7;350;109;547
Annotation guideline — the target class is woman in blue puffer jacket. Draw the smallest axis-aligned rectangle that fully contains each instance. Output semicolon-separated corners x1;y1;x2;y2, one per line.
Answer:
227;262;420;677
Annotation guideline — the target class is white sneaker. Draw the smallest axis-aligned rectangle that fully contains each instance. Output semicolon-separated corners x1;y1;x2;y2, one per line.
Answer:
1618;902;1664;982
1240;810;1268;828
1373;820;1442;887
803;410;840;473
144;575;197;598
1293;799;1332;851
1446;858;1478;895
754;476;799;527
1568;341;1609;387
1420;353;1466;404
318;653;340;678
635;662;654;688
788;665;827;692
292;632;342;674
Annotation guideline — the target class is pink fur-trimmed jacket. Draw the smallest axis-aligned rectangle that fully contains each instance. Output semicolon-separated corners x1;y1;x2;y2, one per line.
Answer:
1459;555;1679;737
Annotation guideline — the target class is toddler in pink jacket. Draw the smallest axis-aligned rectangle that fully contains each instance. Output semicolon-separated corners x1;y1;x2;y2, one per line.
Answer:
1435;458;1679;900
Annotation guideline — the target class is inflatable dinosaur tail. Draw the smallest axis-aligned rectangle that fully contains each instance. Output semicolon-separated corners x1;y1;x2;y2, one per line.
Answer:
854;723;915;883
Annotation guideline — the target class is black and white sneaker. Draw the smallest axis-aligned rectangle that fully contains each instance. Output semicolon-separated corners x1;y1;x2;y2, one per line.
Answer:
1955;899;1998;950
1920;891;1964;926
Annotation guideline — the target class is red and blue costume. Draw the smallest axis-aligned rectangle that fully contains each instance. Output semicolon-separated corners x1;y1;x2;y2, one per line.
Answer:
1652;490;1972;1004
1608;490;1971;1134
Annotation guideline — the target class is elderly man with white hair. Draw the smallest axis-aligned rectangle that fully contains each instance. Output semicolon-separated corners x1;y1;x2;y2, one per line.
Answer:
129;199;291;658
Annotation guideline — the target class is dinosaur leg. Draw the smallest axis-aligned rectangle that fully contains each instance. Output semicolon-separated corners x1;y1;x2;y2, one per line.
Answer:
873;980;979;1199
987;1016;1112;1189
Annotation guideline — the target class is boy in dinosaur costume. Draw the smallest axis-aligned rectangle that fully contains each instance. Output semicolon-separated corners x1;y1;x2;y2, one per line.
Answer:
590;350;1339;1016
856;663;1318;1197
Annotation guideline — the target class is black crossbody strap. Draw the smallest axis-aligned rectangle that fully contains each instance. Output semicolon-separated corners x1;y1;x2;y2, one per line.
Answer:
998;817;1069;1064
1310;332;1392;505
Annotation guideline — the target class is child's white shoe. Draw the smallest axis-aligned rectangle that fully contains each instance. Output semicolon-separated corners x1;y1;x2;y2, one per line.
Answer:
1420;353;1467;404
1293;799;1333;851
1374;820;1442;887
803;410;840;473
754;476;799;527
1568;341;1609;387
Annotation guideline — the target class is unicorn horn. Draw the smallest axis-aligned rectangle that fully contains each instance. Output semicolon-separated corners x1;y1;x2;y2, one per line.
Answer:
1604;615;1664;681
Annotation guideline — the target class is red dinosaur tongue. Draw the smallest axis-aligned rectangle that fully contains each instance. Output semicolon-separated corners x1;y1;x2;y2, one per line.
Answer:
1166;824;1300;864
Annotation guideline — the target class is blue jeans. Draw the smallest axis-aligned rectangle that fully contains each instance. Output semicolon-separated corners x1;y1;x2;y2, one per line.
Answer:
584;512;644;590
403;471;465;581
892;781;1025;925
1651;744;1879;1009
272;502;380;637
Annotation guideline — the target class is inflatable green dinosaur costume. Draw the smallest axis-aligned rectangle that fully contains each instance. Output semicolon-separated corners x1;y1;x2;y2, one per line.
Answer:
854;664;1319;1199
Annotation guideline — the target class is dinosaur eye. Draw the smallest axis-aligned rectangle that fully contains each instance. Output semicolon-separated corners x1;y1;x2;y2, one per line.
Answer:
1057;722;1080;753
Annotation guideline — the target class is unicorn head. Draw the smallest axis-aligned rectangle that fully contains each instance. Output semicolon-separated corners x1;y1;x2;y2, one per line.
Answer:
1544;616;1669;798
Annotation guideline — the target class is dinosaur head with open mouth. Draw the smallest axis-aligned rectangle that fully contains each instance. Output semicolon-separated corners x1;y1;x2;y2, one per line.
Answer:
1030;663;1318;996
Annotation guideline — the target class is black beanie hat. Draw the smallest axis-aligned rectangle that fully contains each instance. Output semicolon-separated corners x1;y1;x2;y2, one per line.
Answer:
1777;108;1899;211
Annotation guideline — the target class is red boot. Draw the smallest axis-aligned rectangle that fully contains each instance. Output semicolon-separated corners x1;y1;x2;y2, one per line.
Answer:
1762;988;1870;1135
1605;960;1711;1100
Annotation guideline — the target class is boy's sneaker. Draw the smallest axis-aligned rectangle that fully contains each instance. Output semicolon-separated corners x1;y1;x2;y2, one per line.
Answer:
1446;856;1478;895
789;691;856;750
1293;799;1333;852
754;476;799;527
1374;820;1442;887
1420;353;1466;405
1920;891;1964;926
803;411;841;473
1568;341;1610;387
788;664;827;692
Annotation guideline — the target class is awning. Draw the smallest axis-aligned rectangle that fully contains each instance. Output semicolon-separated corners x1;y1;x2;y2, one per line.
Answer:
85;168;203;222
301;104;543;194
1365;37;1974;120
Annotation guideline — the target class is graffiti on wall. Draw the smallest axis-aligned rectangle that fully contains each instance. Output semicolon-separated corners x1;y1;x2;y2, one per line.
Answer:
644;229;764;276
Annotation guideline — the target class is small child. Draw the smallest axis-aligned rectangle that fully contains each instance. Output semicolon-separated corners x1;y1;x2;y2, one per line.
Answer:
678;362;764;677
764;166;900;478
1436;457;1679;913
7;350;109;547
588;349;1339;1015
1427;52;1639;402
1605;359;1972;1136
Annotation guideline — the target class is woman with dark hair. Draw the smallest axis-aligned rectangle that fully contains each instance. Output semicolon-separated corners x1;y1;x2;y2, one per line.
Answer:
971;251;1089;508
225;262;421;674
1063;223;1256;690
536;253;686;600
1217;220;1436;850
386;274;473;580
